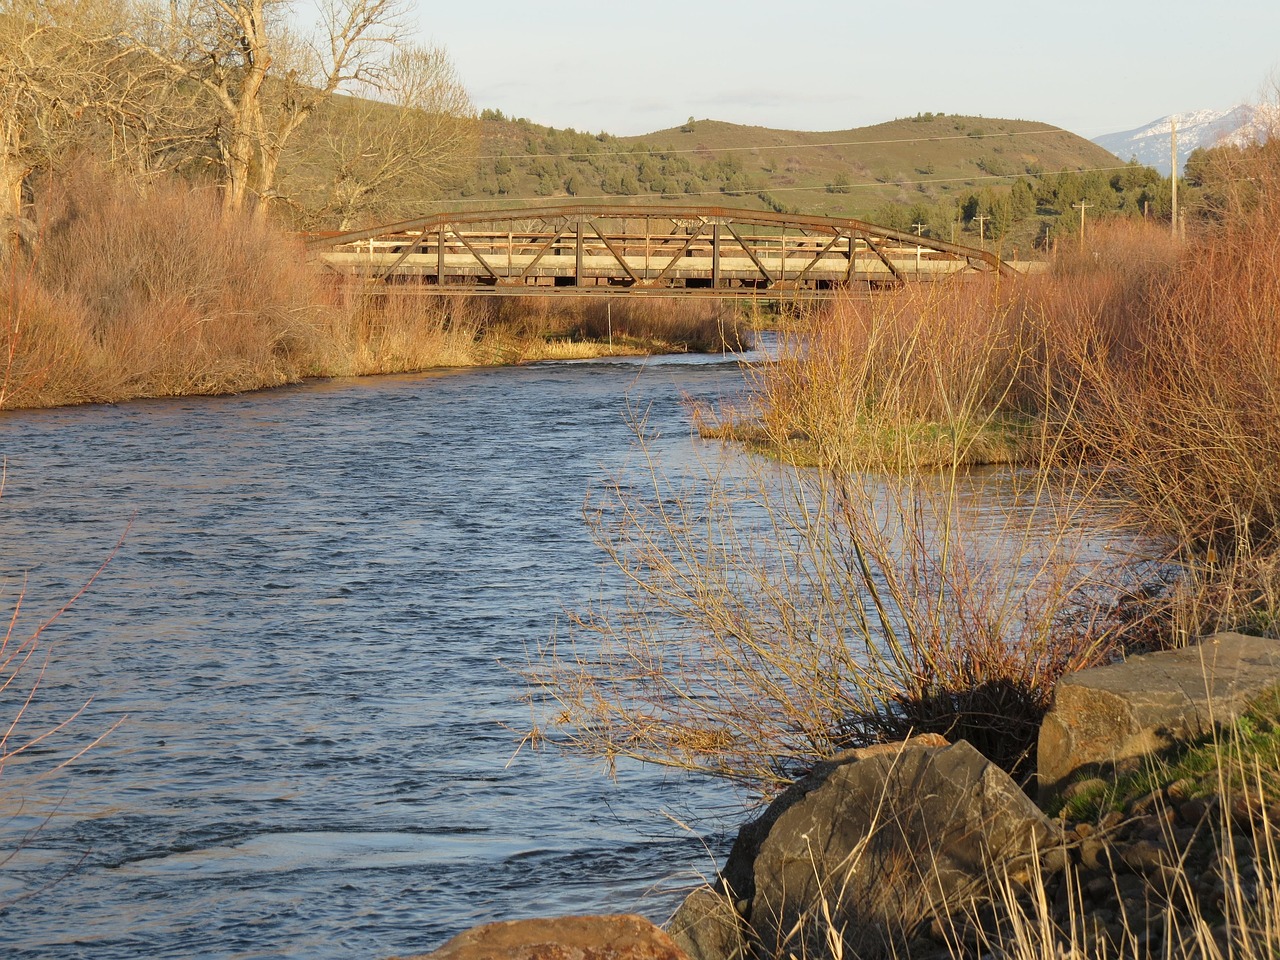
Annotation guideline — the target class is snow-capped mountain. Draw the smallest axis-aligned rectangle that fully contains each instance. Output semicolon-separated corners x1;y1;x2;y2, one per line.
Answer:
1092;104;1277;175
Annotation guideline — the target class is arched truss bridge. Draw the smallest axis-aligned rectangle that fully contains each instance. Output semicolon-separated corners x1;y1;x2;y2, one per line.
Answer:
305;204;1014;299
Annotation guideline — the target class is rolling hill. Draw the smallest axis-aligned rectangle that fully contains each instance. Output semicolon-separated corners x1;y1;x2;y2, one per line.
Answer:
438;111;1123;223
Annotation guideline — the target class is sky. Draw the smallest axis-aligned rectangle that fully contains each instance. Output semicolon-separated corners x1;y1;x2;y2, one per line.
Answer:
412;0;1280;140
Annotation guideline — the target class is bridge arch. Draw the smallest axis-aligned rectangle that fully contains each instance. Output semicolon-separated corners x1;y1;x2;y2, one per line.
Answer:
306;204;1014;298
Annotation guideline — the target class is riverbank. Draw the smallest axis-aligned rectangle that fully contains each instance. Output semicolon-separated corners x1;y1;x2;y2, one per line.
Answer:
0;170;751;410
529;148;1280;957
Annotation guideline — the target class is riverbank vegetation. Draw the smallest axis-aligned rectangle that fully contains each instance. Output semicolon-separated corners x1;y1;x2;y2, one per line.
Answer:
0;169;750;409
537;135;1280;786
530;133;1280;959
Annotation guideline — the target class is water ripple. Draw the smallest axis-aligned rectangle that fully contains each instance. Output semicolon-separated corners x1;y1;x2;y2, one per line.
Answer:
0;353;756;959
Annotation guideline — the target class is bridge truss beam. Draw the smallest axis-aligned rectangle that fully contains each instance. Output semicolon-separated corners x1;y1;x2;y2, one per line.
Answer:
305;204;1014;297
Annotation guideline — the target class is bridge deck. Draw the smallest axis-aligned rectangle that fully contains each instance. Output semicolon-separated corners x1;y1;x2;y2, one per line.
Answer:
307;204;1012;297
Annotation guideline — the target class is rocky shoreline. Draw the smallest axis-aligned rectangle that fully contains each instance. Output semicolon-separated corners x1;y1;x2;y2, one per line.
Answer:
402;633;1280;960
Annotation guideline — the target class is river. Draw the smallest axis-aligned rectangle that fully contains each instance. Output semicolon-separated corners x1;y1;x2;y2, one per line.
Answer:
0;350;760;958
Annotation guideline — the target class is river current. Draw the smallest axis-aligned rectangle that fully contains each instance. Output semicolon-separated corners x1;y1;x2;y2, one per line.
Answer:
0;351;759;958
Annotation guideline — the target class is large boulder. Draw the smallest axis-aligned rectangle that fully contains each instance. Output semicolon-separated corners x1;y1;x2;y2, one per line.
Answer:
402;914;691;960
1038;631;1280;798
672;736;1056;960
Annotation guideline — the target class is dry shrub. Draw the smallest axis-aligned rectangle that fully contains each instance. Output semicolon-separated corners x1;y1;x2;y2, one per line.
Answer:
329;290;490;374
1031;151;1280;641
537;356;1120;792
756;281;1038;469
1;166;332;407
570;297;752;353
482;295;751;353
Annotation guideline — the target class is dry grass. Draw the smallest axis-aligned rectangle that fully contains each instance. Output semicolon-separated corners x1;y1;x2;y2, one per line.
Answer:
533;282;1123;789
0;168;752;409
2;168;333;407
1026;146;1280;643
743;281;1040;470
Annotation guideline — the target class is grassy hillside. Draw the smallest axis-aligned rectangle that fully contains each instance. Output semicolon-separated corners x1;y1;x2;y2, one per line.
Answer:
282;104;1145;252
446;113;1111;210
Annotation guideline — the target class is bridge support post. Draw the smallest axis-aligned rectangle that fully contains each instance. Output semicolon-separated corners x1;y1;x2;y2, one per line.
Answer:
712;223;721;289
575;218;583;287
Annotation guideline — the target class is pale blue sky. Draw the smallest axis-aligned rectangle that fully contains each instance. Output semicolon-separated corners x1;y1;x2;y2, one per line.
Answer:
412;1;1280;139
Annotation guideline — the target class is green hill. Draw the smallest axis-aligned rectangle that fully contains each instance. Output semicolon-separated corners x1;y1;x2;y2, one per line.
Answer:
424;111;1132;251
285;104;1154;251
454;112;1121;215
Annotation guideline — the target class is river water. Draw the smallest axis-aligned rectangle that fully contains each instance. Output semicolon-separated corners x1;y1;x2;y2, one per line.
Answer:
0;350;761;959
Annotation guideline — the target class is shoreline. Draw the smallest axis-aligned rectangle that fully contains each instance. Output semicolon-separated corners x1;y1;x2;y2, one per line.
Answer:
0;334;742;413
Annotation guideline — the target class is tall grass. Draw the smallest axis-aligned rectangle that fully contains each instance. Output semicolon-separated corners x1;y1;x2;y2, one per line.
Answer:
0;167;750;409
535;277;1122;791
751;281;1039;470
1031;146;1280;641
2;168;330;406
536;144;1280;792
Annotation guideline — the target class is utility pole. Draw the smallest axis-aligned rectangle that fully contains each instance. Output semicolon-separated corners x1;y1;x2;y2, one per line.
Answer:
912;222;925;276
973;215;989;248
1072;201;1093;249
1170;116;1179;239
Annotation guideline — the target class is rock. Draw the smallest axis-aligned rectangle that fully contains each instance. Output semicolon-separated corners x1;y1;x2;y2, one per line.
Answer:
403;914;692;960
1038;632;1280;798
1042;845;1071;876
1120;839;1173;876
727;738;1056;960
1179;798;1209;825
666;886;747;960
1080;837;1110;871
716;734;950;906
1101;811;1125;832
1129;790;1164;817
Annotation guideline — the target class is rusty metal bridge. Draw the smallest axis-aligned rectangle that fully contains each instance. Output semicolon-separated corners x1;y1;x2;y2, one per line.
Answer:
305;204;1013;299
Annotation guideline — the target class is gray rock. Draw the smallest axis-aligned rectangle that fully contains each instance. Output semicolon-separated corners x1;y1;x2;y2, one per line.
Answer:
734;738;1057;960
1038;632;1280;798
666;886;747;960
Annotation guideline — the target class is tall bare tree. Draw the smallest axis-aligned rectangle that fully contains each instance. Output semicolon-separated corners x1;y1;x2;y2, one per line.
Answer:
281;41;476;229
0;0;119;254
130;0;404;216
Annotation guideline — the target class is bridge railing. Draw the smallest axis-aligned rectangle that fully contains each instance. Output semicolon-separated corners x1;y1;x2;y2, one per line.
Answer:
306;203;1015;297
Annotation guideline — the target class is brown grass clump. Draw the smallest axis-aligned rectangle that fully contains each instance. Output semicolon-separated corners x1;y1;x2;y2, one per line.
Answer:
568;298;752;354
751;281;1039;470
533;278;1121;789
2;168;332;407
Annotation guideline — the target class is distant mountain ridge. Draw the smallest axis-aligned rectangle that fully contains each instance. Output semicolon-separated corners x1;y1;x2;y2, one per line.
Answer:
1093;104;1277;175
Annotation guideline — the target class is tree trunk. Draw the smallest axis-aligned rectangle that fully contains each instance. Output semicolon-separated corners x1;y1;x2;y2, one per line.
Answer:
0;157;29;261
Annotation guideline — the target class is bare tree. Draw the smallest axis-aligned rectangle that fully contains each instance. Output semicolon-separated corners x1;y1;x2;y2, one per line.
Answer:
129;0;405;217
0;0;120;254
281;42;476;229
